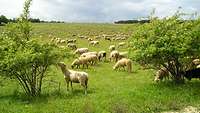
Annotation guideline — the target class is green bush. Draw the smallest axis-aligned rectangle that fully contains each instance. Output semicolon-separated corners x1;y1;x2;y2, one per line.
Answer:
130;12;200;82
0;0;69;97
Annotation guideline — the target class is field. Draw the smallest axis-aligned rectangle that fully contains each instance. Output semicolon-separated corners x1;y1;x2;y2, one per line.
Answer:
0;23;200;113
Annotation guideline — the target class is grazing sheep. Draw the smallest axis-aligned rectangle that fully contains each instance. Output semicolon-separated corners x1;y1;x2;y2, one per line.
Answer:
67;43;77;50
117;42;126;48
83;54;98;65
113;58;132;73
98;51;106;61
154;67;169;82
74;48;89;55
80;52;98;57
89;41;99;46
109;45;115;52
109;50;119;62
58;62;88;94
118;51;128;59
71;58;89;69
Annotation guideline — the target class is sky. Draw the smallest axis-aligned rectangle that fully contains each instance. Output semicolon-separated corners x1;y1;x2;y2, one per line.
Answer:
0;0;199;23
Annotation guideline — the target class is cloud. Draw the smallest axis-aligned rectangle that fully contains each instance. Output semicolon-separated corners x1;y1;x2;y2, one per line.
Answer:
0;0;200;22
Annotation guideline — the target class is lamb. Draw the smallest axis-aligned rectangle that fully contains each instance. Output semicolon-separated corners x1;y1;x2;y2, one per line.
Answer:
58;62;88;94
113;58;132;73
98;51;106;61
109;45;115;52
154;67;169;82
117;42;126;48
109;50;119;62
89;41;99;46
74;48;89;55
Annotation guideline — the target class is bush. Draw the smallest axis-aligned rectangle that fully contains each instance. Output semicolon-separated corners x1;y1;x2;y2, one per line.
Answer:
129;11;200;82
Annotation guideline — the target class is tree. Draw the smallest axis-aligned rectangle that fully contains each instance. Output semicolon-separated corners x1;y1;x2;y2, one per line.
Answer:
129;12;200;82
0;15;9;25
0;0;69;96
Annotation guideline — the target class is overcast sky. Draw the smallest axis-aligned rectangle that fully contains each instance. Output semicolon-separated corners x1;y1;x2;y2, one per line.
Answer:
0;0;199;23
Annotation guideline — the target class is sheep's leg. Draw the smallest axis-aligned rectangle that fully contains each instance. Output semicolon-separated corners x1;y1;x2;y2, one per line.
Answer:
66;82;69;91
70;81;73;91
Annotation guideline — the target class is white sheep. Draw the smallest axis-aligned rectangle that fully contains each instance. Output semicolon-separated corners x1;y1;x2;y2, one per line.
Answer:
109;45;115;52
71;58;89;69
98;51;106;61
117;42;126;48
80;52;98;57
58;62;88;94
109;50;119;62
113;58;132;73
67;43;77;50
74;48;89;55
154;67;169;82
89;41;99;46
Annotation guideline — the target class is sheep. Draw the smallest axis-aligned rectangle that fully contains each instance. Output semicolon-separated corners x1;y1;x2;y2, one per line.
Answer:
58;62;88;94
71;58;89;69
80;52;98;57
118;51;128;59
197;65;200;68
74;48;89;55
98;51;106;61
109;50;119;62
117;42;126;48
154;67;169;82
113;58;132;73
67;43;77;50
89;41;99;46
83;54;98;65
60;39;66;43
192;59;200;65
104;37;111;41
67;39;76;43
109;45;115;52
88;38;93;41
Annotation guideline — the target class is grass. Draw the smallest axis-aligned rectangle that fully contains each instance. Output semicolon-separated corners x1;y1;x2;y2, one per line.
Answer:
0;23;200;113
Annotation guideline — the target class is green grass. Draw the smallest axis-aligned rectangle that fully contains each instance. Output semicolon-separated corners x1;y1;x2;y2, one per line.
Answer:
0;23;200;113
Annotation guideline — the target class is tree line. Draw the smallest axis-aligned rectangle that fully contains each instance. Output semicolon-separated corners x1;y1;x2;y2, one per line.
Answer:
0;15;64;25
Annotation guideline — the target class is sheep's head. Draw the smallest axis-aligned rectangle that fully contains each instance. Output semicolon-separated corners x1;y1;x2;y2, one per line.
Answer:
58;62;66;68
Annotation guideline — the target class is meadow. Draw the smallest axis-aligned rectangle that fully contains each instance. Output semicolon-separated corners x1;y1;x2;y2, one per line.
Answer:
0;23;200;113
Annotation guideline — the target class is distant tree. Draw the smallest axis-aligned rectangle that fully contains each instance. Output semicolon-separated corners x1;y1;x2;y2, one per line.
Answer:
0;15;9;25
129;12;200;82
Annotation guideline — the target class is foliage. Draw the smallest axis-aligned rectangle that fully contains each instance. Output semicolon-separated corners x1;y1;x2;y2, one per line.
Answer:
130;12;200;82
0;15;9;25
0;0;67;96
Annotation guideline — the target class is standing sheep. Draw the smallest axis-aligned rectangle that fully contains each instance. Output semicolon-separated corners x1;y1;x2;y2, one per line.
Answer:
98;51;106;61
109;50;119;62
58;62;88;94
